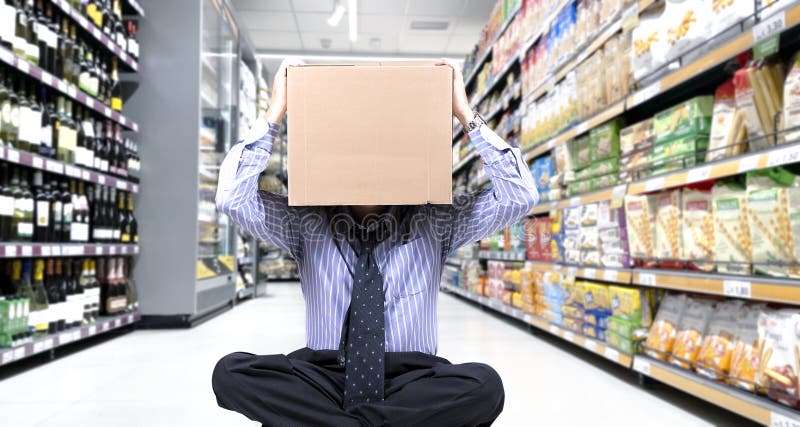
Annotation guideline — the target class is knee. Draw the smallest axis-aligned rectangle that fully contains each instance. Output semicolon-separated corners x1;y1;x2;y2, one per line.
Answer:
212;352;250;397
466;363;505;409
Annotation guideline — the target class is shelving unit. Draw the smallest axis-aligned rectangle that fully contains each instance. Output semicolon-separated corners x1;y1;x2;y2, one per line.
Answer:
0;311;141;368
0;244;139;258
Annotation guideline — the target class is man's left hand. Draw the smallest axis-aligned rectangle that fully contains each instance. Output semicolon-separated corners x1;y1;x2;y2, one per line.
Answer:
436;58;474;127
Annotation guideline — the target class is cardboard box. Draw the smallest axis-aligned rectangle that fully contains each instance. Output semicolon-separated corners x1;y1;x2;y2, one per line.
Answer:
287;63;453;205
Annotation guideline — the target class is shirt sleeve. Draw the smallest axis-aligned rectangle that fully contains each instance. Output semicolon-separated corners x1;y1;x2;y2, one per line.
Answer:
216;118;302;258
442;124;539;254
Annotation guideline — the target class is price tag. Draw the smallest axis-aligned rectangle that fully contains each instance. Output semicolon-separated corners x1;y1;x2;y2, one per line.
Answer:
52;246;61;256
82;170;90;180
16;59;29;74
567;266;578;277
116;180;126;190
0;48;13;64
127;314;134;323
584;340;597;352
110;319;118;328
5;245;17;257
575;121;589;135
41;72;52;86
76;14;88;28
549;325;559;335
43;338;53;350
633;358;651;375
639;273;656;286
98;175;106;184
1;351;13;364
737;154;761;173
771;411;800;427
13;347;25;360
41;246;51;256
621;3;639;32
97;246;105;255
604;347;620;361
33;341;45;353
570;197;580;207
59;332;72;345
723;280;752;299
91;27;101;39
67;85;77;99
644;177;664;192
57;80;67;93
753;12;785;59
523;314;532;323
7;149;19;163
88;325;97;336
546;139;556;149
767;145;800;167
630;81;661;107
563;331;574;342
21;245;32;257
64;165;77;177
101;322;109;332
686;166;711;184
604;269;619;282
105;39;114;50
46;160;63;174
32;156;44;169
584;268;597;278
122;51;129;63
72;330;80;341
612;185;627;198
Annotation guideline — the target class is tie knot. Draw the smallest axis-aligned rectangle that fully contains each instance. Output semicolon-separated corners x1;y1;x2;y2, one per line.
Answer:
360;231;378;254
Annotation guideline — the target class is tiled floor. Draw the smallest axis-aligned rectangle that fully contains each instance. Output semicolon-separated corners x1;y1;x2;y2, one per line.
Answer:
0;282;756;426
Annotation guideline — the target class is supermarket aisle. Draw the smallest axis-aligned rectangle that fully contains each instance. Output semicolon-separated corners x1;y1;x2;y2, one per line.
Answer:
0;282;753;427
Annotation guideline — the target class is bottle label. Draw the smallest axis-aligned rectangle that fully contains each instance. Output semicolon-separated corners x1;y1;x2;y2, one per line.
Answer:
0;195;14;216
41;124;53;148
113;229;120;240
0;5;16;44
101;159;109;172
17;222;33;237
36;201;50;226
19;108;42;146
94;156;101;170
63;203;73;223
121;233;130;243
52;201;63;222
10;104;19;128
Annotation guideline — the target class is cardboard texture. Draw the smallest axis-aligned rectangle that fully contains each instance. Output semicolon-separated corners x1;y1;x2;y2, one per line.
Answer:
287;63;453;206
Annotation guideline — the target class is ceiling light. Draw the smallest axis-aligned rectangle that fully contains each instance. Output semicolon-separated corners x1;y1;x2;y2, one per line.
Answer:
348;0;358;42
327;2;345;27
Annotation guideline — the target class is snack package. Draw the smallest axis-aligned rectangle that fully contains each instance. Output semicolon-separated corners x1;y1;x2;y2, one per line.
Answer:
625;194;658;267
696;300;745;380
785;52;800;143
759;309;800;407
710;0;754;37
582;283;610;311
583;324;606;341
632;7;665;81
590;119;623;162
650;135;709;175
525;218;541;260
607;330;636;354
554;143;575;175
645;293;688;361
537;217;553;262
655;190;683;268
707;79;747;162
734;61;785;150
682;187;714;271
671;298;715;369
563;316;585;333
662;0;710;62
620;122;655;182
609;285;653;328
747;168;800;278
563;206;581;230
653;96;714;144
713;181;752;275
729;305;765;391
581;203;598;227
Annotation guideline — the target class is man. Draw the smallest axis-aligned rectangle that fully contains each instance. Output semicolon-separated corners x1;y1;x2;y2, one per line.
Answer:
212;58;538;426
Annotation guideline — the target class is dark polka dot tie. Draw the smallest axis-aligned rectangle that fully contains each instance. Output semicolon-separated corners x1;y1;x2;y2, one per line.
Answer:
339;232;385;408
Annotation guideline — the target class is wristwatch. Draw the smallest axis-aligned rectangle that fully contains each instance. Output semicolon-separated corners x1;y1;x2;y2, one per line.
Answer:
465;112;486;133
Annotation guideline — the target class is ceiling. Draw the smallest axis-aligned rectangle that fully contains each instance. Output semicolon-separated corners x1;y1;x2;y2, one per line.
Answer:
231;0;494;73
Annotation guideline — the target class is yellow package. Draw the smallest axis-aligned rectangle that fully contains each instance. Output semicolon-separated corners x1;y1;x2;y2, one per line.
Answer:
564;280;585;308
645;293;688;361
582;283;610;311
696;300;744;380
671;298;715;370
609;285;648;326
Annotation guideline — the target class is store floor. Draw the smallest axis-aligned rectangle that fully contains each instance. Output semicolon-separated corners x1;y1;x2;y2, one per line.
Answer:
0;282;755;427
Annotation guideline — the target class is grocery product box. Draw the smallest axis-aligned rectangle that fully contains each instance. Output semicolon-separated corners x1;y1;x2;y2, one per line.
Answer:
589;119;623;162
571;136;592;170
564;316;585;333
624;194;657;267
537;218;553;262
653;96;714;144
583;324;606;341
584;309;611;329
607;315;636;339
582;283;610;311
606;330;636;354
609;286;653;327
287;63;452;205
589;173;619;191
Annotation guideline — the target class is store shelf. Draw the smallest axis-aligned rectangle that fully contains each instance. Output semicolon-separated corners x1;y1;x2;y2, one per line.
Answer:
441;282;632;367
0;244;140;258
452;124;464;141
1;147;140;193
631;269;800;304
0;46;139;132
123;0;145;17
477;250;526;261
633;356;800;426
453;151;479;173
0;311;140;368
49;0;139;72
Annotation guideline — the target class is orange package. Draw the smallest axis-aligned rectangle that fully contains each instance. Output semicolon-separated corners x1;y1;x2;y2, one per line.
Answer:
696;300;744;380
729;305;765;391
645;293;688;361
671;298;715;369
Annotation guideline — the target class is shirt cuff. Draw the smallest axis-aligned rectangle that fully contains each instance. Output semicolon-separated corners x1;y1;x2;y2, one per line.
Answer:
468;125;511;164
243;118;280;152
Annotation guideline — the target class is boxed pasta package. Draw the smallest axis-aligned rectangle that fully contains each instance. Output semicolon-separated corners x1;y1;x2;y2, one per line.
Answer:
645;293;688;361
671;298;715;369
661;0;710;63
625;194;658;267
590;119;623;162
707;79;747;162
758;309;800;407
682;187;714;271
785;52;800;143
734;60;786;150
712;180;752;275
729;304;765;392
696;300;744;380
655;190;683;268
710;0;754;37
632;7;666;81
653;96;714;144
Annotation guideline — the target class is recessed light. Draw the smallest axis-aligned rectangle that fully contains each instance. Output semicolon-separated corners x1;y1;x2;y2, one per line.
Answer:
409;20;450;31
320;38;332;49
369;37;381;49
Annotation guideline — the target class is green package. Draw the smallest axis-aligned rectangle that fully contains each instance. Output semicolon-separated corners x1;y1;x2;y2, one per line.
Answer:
590;119;623;162
653;96;714;144
606;330;636;354
590;173;619;191
571;136;592;170
608;315;636;339
568;179;591;196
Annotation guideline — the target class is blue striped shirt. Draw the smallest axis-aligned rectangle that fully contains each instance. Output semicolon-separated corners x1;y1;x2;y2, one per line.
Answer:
216;118;538;354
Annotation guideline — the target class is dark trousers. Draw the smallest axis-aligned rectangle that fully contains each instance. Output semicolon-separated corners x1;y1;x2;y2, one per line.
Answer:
212;347;505;427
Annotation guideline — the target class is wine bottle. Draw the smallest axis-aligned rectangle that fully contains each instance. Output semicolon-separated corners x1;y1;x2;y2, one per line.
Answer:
54;258;67;331
0;1;17;51
39;86;54;158
69;24;80;85
58;17;73;84
82;109;96;169
13;0;30;59
19;81;42;153
60;180;71;242
27;259;50;335
112;189;121;242
93;120;102;171
12;169;34;241
0;69;10;146
12;80;27;152
33;171;51;242
0;165;14;240
50;177;62;242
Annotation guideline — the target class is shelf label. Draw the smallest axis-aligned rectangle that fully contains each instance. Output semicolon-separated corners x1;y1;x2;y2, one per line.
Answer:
88;325;97;336
753;12;784;59
570;197;580;207
723;280;751;299
603;269;619;282
13;347;25;360
771;411;800;427
33;341;45;353
581;268;595;278
52;246;61;256
631;81;661;107
65;165;79;177
91;27;101;39
110;246;118;255
737;154;760;173
16;59;29;74
686;166;711;184
59;332;73;345
0;48;13;64
523;314;532;323
766;145;800;168
644;177;664;192
97;175;105;184
621;3;639;32
67;85;77;99
32;156;43;169
563;331;574;342
6;149;19;163
639;273;657;286
86;98;95;109
1;351;12;364
584;340;597;352
82;170;90;180
549;201;559;210
604;347;620;361
633;358;651;375
575;121;589;135
41;72;52;86
72;330;80;341
549;325;559;335
567;266;578;277
612;185;627;198
96;246;104;255
76;15;88;28
5;246;17;257
41;245;51;256
46;160;63;174
127;314;134;324
43;338;53;350
21;245;32;257
104;107;112;117
101;322;109;332
116;180;126;190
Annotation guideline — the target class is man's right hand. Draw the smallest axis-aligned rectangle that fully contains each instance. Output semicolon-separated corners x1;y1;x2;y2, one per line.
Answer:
264;58;305;124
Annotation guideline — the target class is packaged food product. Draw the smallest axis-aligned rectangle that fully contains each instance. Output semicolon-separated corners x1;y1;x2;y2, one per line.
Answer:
758;309;800;407
707;79;747;162
590;119;623;162
598;200;624;229
621;119;655;156
682;187;714;271
581;249;600;266
563;206;581;230
625;194;658;266
784;52;800;143
746;168;800;278
609;285;652;327
554;143;575;175
607;330;636;354
524;218;541;261
671;298;715;369
572;135;592;170
645;293;688;361
729;305;765;391
564;316;585;333
581;227;599;251
582;283;610;311
734;61;785;150
696;300;744;380
653;96;714;144
581;203;598;227
537;217;553;262
655;190;683;267
632;7;666;81
591;173;619;190
710;0;754;37
662;0;710;62
712;181;752;275
583;324;606;341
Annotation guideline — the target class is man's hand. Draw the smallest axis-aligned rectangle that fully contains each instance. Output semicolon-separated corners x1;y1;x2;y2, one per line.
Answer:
436;58;474;127
264;58;305;124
